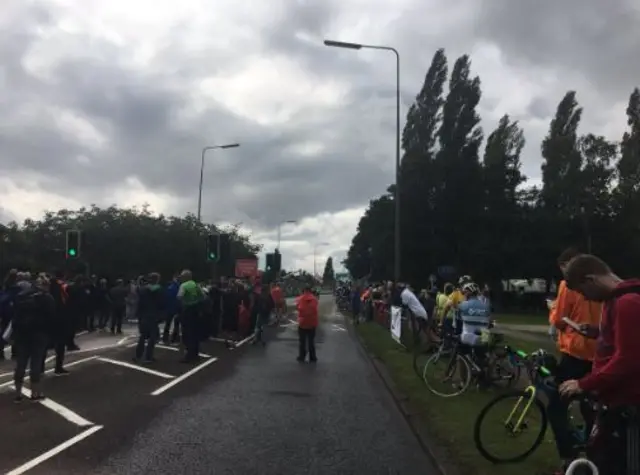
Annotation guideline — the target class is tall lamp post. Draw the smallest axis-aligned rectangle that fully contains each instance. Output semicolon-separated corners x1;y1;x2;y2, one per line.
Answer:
313;241;330;280
324;39;401;283
276;220;297;252
197;143;240;222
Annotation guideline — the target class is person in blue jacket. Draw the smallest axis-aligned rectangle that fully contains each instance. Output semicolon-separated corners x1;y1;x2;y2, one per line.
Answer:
162;275;181;344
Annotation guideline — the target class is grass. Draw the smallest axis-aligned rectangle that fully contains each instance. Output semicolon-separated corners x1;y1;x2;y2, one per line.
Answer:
357;322;561;475
493;312;549;326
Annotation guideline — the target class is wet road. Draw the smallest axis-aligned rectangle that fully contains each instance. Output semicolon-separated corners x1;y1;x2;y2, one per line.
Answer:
1;297;438;474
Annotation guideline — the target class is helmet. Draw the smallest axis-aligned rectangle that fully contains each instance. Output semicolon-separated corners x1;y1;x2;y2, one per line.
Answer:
458;275;472;286
462;282;480;295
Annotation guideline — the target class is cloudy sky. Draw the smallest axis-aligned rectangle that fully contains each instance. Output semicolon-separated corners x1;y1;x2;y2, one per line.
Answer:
2;0;639;273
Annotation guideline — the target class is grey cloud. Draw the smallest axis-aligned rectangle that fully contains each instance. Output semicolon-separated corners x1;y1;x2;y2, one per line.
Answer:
526;97;553;121
472;0;640;99
3;0;635;262
1;2;395;232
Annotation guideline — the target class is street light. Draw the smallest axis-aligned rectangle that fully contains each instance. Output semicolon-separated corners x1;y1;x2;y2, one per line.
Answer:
313;241;330;278
276;220;297;252
324;38;401;283
197;143;241;222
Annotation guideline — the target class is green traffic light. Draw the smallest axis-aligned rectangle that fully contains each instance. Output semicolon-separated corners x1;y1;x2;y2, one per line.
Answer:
68;249;77;257
209;252;216;259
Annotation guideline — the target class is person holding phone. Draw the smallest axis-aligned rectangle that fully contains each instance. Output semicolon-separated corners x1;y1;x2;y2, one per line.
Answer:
547;247;603;474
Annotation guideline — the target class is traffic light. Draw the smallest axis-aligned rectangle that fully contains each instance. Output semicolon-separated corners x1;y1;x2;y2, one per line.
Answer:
219;233;231;265
273;250;282;273
206;233;220;262
65;230;81;259
266;253;274;271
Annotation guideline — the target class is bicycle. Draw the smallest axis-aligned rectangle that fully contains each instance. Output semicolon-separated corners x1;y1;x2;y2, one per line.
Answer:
421;328;520;397
473;348;592;465
410;312;442;379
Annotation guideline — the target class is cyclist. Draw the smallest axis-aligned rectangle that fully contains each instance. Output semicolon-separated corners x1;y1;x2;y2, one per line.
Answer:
436;283;455;337
560;254;640;475
548;247;602;474
442;275;471;334
457;282;491;347
396;283;433;342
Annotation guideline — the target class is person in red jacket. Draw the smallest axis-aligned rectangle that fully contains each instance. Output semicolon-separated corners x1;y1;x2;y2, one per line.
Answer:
296;286;318;363
559;254;640;475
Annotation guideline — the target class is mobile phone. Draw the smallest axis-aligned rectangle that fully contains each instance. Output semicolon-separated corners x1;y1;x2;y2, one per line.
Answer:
561;317;586;334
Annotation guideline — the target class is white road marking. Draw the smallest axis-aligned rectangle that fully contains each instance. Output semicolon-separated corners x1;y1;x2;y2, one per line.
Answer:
234;334;254;348
332;324;347;332
151;357;218;396
117;335;131;345
5;425;103;475
15;386;94;427
70;343;123;355
155;344;210;358
0;356;98;390
96;357;175;379
208;337;227;343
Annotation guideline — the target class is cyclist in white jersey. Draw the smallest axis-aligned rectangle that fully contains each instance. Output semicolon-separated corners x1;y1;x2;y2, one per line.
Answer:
458;282;491;346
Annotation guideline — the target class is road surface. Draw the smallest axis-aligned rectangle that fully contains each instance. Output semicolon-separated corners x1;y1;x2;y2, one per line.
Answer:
1;296;438;475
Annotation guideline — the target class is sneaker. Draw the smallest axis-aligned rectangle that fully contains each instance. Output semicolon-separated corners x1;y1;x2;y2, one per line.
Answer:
297;357;305;363
30;392;45;401
54;369;70;376
14;394;23;404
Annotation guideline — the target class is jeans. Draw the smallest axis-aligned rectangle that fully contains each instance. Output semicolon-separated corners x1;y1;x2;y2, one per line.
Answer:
298;327;316;361
547;353;594;460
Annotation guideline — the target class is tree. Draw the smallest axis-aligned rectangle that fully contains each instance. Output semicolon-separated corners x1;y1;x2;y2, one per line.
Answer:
399;48;448;283
322;257;335;286
343;47;640;297
344;191;394;280
537;91;585;276
480;115;526;282
432;54;484;273
0;205;261;281
611;88;640;273
541;91;584;214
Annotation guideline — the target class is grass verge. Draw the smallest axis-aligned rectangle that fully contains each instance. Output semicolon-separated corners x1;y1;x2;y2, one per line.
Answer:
357;322;560;475
493;312;549;326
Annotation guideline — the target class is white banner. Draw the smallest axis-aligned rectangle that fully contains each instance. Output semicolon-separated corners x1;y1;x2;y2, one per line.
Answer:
390;306;402;344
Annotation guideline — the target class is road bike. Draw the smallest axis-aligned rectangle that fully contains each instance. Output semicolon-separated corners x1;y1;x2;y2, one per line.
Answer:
473;348;591;465
421;328;520;397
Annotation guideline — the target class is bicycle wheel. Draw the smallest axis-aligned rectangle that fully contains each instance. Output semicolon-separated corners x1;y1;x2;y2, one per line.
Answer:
422;348;472;397
473;390;548;464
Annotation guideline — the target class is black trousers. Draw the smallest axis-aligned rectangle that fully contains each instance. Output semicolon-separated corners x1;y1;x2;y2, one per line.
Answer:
298;327;316;361
111;305;125;333
547;352;594;459
181;306;200;360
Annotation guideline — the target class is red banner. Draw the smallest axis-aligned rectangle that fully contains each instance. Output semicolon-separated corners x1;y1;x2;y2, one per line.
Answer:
235;258;258;278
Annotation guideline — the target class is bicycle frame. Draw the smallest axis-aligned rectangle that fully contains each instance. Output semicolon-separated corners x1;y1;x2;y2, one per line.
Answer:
505;385;538;433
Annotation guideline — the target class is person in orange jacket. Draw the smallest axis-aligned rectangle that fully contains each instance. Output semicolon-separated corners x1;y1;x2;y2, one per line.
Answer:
548;247;602;473
296;286;319;363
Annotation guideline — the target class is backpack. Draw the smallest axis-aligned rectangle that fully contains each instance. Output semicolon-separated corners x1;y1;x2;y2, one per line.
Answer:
12;288;44;333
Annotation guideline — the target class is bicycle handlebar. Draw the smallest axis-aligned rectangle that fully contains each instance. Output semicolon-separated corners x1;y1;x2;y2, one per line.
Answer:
565;458;599;475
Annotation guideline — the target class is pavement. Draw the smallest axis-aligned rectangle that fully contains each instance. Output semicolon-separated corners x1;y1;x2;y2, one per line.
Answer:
0;296;437;475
